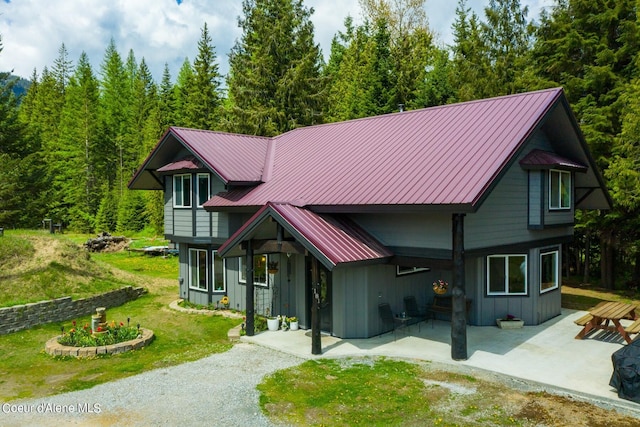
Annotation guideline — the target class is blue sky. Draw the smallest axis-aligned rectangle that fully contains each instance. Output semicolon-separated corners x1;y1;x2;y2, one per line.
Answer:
0;0;553;82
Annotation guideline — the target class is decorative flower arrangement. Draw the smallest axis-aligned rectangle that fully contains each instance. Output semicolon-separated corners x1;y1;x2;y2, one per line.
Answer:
287;316;298;323
219;296;230;309
268;261;279;273
58;320;140;347
278;314;289;330
501;314;520;321
433;279;448;294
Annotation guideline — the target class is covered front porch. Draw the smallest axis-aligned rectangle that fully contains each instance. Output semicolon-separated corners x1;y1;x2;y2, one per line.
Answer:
218;202;470;357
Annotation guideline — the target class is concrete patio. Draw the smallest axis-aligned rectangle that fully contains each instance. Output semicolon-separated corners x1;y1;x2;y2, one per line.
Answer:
242;308;640;417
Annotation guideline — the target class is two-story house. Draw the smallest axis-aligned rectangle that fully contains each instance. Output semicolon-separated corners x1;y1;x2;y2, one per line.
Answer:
129;88;610;342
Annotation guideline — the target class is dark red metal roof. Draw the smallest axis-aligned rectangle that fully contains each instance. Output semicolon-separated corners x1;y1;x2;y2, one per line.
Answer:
157;156;203;172
170;127;270;184
218;203;393;269
519;149;588;172
205;88;565;210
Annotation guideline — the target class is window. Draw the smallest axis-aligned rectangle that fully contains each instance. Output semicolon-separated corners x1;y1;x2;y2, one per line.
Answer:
213;251;225;292
540;250;559;293
189;249;207;290
487;255;527;295
549;170;571;210
396;266;430;276
239;255;268;287
197;173;210;207
174;174;192;208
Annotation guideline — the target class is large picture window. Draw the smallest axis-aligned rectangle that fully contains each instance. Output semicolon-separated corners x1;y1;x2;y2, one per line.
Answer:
540;250;559;293
549;169;571;210
189;248;207;290
174;174;192;208
197;173;210;207
487;254;527;295
239;255;268;287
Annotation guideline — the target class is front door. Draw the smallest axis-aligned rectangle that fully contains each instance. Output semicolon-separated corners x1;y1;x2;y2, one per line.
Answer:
306;257;332;334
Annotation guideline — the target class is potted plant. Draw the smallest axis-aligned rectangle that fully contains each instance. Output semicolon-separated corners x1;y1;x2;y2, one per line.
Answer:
266;309;279;331
219;295;230;309
433;279;448;295
496;314;524;329
268;261;279;274
288;316;298;331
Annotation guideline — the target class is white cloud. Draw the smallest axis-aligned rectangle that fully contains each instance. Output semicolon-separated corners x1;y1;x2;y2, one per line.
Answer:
0;0;554;82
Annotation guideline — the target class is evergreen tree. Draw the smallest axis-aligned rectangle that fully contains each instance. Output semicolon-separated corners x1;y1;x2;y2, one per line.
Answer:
173;58;194;127
0;35;34;226
227;0;325;136
531;0;639;287
99;39;131;193
481;0;533;96
53;52;101;231
187;23;222;129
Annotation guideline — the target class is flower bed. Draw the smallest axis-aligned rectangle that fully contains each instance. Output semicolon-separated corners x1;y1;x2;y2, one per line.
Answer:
45;328;154;357
58;320;140;347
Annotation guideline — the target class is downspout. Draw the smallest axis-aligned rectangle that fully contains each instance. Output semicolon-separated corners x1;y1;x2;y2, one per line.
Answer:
451;213;467;360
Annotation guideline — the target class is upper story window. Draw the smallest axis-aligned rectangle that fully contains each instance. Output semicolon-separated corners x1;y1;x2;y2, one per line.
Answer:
487;254;527;295
174;174;192;208
549;169;571;210
197;173;210;207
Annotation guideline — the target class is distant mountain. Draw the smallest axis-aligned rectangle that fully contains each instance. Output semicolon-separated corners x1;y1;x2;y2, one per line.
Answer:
9;75;30;98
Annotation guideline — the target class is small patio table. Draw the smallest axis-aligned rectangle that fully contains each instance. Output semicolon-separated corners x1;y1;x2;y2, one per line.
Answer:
575;301;638;344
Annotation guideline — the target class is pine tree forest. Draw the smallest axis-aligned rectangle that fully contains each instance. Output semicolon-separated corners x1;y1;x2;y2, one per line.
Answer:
1;0;640;288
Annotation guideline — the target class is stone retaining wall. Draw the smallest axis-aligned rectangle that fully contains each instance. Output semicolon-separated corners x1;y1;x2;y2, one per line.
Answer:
0;286;147;335
45;328;154;357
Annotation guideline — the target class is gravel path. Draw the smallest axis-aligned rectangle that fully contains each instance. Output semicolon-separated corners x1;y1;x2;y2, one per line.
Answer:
1;342;303;427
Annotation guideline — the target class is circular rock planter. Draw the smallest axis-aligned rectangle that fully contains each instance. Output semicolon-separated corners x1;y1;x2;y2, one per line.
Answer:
45;328;154;358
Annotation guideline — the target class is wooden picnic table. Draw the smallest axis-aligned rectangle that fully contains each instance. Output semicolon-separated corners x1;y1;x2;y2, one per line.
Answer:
575;301;638;344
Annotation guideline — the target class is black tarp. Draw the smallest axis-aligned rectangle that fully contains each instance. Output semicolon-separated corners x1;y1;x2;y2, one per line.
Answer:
610;339;640;403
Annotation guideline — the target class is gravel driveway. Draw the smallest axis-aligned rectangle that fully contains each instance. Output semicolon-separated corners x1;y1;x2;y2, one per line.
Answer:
1;342;303;427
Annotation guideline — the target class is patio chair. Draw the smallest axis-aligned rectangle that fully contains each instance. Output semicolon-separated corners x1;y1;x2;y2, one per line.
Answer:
378;303;407;340
403;296;427;331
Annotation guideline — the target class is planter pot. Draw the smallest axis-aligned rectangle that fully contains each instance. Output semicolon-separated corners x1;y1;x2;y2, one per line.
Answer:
290;321;299;331
433;287;447;295
268;269;278;275
496;319;524;329
267;317;280;331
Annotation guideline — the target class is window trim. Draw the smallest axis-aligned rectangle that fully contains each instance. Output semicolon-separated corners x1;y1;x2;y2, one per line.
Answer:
549;169;571;210
197;173;210;208
239;255;268;287
487;254;528;296
173;174;192;208
540;250;559;294
189;248;208;291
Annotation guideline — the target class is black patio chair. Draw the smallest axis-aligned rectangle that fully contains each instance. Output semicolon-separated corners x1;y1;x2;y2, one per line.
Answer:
403;296;427;331
378;303;407;340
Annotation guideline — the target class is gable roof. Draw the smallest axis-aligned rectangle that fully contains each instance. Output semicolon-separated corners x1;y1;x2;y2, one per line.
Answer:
129;127;270;189
205;88;589;212
130;88;610;211
218;202;393;270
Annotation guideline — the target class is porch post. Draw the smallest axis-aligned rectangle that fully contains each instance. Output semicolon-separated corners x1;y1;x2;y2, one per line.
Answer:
245;240;255;336
311;257;322;355
451;213;467;360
